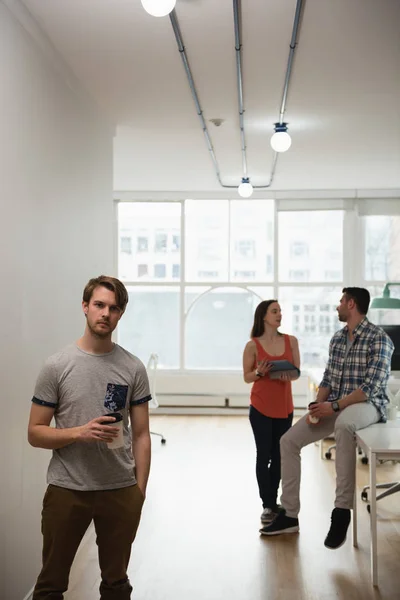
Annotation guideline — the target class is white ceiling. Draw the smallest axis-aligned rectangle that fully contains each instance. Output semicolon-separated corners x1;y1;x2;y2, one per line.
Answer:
20;0;400;192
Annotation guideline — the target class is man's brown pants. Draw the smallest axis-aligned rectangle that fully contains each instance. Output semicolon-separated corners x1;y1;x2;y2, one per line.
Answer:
32;484;144;599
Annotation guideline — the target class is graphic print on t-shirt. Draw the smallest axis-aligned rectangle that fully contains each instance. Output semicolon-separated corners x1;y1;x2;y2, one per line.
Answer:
104;384;129;411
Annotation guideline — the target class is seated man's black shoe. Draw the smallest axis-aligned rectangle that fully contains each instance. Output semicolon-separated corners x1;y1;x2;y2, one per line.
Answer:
259;509;299;536
324;507;351;549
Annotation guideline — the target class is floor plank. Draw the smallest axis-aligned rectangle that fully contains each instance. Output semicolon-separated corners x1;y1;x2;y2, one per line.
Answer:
65;415;400;600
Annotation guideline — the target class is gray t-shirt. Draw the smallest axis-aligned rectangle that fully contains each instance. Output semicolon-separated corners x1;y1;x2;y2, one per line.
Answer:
32;343;151;491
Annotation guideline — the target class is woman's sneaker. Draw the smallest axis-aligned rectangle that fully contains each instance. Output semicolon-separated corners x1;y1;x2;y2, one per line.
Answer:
259;509;299;535
260;508;276;524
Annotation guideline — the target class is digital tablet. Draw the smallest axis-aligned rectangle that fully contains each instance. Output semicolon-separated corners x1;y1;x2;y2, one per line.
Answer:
268;360;300;374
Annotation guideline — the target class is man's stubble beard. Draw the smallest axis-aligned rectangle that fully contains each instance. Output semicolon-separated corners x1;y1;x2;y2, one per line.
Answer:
87;320;113;339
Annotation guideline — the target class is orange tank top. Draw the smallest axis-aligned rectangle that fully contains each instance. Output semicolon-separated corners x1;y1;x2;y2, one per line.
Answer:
250;334;294;419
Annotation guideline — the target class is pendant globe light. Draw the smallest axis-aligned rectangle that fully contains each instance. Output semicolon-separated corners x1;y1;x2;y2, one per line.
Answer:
238;177;254;198
141;0;176;18
270;122;292;153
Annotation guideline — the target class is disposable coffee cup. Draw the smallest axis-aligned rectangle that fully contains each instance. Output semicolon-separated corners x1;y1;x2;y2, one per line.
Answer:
102;412;124;449
308;401;320;424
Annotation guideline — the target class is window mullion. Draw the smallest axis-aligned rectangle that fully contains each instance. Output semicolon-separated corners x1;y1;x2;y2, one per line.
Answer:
273;198;279;298
180;199;185;370
228;200;231;282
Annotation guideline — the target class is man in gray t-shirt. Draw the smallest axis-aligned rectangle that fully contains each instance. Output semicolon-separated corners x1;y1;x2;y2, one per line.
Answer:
28;275;151;600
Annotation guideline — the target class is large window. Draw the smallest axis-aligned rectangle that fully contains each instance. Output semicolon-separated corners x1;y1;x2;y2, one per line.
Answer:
118;200;399;370
185;201;229;282
279;287;342;367
279;211;343;282
118;200;274;369
184;200;274;283
363;216;400;326
185;287;272;369
118;286;180;369
364;216;400;281
230;201;274;282
119;202;181;283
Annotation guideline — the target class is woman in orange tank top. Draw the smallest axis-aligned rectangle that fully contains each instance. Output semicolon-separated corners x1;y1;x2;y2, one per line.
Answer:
243;299;300;526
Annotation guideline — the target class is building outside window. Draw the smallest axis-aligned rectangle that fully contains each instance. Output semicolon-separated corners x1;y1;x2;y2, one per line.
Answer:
154;232;168;253
137;264;148;279
172;234;180;252
172;264;180;279
137;236;148;252
234;240;256;259
120;236;132;254
290;241;309;258
154;264;166;279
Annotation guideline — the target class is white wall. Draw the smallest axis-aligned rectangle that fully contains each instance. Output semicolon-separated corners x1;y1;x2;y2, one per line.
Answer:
0;4;114;599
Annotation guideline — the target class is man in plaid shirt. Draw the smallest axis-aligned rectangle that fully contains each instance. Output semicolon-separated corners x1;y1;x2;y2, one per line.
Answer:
260;287;394;548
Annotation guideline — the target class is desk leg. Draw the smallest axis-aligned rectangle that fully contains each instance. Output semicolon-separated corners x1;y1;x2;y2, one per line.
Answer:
353;448;358;547
370;450;378;586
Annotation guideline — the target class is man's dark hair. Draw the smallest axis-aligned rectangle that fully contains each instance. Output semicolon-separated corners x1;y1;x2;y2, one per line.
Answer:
342;287;370;315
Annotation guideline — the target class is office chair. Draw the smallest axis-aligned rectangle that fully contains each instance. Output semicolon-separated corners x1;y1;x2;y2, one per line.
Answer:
325;440;366;462
361;482;400;512
147;353;166;444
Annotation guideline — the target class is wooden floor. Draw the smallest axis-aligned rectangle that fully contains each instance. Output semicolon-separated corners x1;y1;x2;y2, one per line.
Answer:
65;416;400;600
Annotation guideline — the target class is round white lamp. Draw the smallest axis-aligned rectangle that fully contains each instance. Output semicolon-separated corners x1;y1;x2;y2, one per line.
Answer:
141;0;176;17
270;122;292;153
238;178;253;198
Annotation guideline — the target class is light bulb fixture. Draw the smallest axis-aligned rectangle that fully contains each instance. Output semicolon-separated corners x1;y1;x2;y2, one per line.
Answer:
270;122;292;153
141;0;176;17
238;177;253;198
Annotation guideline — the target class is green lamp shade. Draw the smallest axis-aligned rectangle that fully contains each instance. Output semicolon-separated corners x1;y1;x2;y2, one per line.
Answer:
370;283;400;309
370;297;400;309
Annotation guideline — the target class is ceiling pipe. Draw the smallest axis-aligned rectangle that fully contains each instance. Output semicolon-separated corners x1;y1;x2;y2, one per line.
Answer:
169;0;305;190
279;0;304;125
169;10;228;188
233;0;305;187
233;0;248;179
233;0;276;188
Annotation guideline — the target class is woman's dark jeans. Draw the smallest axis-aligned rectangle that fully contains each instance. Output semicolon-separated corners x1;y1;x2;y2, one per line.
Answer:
249;405;293;509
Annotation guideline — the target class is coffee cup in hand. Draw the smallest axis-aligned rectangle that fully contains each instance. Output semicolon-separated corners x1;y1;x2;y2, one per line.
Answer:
102;412;124;449
308;401;320;424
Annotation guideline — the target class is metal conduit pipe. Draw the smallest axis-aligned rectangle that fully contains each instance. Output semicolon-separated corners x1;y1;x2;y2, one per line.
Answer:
279;0;304;125
233;0;248;179
169;0;305;191
232;0;305;188
234;0;276;188
169;10;231;188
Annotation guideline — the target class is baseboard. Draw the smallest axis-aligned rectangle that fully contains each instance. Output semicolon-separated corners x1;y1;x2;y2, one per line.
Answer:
22;587;34;600
151;406;306;416
152;406;248;415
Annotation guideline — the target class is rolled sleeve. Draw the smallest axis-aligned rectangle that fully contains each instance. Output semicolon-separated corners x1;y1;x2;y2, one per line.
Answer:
129;361;152;407
32;360;58;407
359;334;394;399
319;370;331;389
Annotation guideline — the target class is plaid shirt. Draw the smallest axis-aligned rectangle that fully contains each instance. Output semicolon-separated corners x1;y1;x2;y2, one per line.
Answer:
319;317;394;422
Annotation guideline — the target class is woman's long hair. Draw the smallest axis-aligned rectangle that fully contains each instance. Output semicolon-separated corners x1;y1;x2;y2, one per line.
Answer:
250;299;282;338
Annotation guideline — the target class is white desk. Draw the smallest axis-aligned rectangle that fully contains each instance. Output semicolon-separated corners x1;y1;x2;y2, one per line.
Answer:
354;421;400;586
